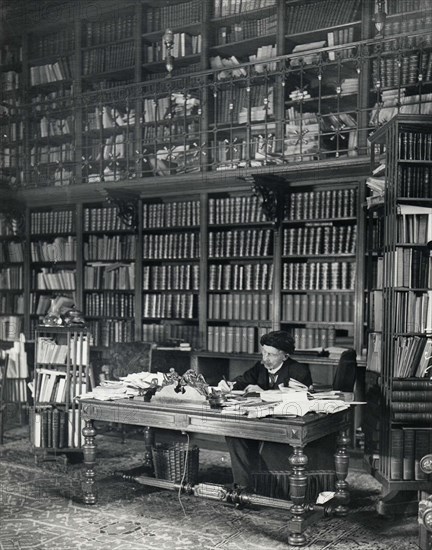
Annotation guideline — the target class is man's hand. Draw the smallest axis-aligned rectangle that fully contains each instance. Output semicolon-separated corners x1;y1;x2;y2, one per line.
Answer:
217;379;234;393
244;384;262;394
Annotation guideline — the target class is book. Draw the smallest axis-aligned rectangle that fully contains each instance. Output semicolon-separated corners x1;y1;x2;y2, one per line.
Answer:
390;429;403;480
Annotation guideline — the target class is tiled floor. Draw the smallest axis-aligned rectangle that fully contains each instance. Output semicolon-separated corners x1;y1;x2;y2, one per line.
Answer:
0;426;421;550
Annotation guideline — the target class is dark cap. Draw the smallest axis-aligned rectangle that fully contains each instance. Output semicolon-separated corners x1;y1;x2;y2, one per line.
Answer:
260;331;295;354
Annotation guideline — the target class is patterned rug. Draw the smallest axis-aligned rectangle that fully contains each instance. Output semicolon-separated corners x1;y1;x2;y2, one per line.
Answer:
0;426;420;550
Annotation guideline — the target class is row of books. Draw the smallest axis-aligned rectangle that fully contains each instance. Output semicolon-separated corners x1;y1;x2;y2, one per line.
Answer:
0;316;23;341
0;294;24;315
30;407;84;449
207;325;258;354
293;327;336;350
31;167;74;188
208;262;274;291
83;134;131;163
0;214;20;237
0;266;23;289
394;336;432;378
31;237;76;263
84;234;136;261
86;319;135;347
143;265;200;291
142;293;195;320
371;91;432;126
1;70;20;92
1;121;23;142
30;28;75;58
142;233;200;260
84;206;130;232
144;33;202;64
216;14;277;44
34;368;87;403
208;229;272;258
397;207;432;244
0;146;22;168
282;225;357;256
31;88;73;111
399;130;432;161
82;43;135;75
31;294;52;315
36;116;72;138
282;293;354;324
143;201;200;229
31;210;74;234
85;106;135;131
33;268;76;290
143;0;202;32
142;120;200;143
213;83;273;123
391;248;431;288
143;94;200;123
85;292;135;318
282;261;355;291
327;28;355;61
35;333;88;365
287;189;357;220
399;165;432;198
390;428;431;481
208;196;266;225
30;144;74;166
285;0;359;35
213;0;275;17
208;292;271;321
373;53;431;89
30;58;72;85
84;14;135;47
386;0;430;15
84;263;135;291
4;379;28;403
393;290;432;334
0;44;22;65
0;241;24;263
142;323;199;349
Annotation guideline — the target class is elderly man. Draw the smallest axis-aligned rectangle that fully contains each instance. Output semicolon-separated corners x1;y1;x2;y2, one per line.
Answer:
218;330;330;492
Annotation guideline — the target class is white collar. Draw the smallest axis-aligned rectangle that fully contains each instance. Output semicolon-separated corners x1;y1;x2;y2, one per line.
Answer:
267;362;284;376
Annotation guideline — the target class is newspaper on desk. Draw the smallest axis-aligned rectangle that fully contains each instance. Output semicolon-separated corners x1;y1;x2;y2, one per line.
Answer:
77;373;354;418
219;384;351;418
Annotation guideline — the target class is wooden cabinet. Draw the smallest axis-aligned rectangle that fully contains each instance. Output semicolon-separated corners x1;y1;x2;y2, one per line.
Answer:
365;114;432;510
30;325;91;451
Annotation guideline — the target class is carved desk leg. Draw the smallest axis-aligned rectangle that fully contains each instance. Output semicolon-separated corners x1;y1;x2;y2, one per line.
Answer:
334;428;350;516
143;426;154;470
82;419;97;505
288;446;309;547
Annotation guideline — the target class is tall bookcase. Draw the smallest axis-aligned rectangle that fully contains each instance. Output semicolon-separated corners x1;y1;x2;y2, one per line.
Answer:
365;114;432;512
30;325;91;452
29;206;77;340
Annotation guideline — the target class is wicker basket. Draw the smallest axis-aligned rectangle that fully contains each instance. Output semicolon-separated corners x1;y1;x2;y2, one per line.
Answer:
152;442;199;484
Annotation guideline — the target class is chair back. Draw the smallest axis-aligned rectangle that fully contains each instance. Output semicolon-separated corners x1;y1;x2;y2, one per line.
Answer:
108;341;156;380
333;348;357;392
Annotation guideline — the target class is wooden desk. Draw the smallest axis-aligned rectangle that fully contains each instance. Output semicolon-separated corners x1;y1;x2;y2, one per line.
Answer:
80;398;351;547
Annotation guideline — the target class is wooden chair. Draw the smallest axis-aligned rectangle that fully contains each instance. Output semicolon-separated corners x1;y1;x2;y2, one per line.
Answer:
0;356;9;445
101;341;156;444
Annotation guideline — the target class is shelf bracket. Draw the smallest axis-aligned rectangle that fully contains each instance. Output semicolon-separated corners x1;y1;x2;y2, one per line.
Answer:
102;189;139;231
250;174;288;229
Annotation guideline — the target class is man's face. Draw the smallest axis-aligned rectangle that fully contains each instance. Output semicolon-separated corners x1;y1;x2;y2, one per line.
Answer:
261;344;287;371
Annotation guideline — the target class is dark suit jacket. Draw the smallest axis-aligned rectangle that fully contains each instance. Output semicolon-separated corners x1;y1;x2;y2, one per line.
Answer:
231;358;312;391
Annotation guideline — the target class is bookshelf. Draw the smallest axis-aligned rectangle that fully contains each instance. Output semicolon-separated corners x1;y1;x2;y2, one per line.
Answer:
142;198;201;349
280;182;359;350
29;207;77;340
83;203;136;347
0;213;24;344
30;325;92;451
207;191;273;354
364;114;432;512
